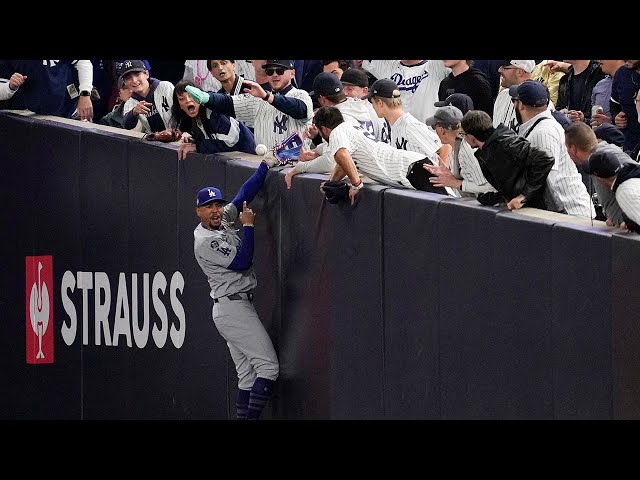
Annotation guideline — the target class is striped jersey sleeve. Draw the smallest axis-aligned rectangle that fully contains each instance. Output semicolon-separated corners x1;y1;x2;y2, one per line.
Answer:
457;141;497;194
615;178;640;227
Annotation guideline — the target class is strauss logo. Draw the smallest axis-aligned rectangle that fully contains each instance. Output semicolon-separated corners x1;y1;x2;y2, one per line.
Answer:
29;261;50;359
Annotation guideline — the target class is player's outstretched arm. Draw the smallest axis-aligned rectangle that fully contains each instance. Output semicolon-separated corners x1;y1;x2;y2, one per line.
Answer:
227;201;255;271
231;162;270;212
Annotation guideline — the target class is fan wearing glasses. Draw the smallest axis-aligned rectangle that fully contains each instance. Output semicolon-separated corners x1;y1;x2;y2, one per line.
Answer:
185;60;313;152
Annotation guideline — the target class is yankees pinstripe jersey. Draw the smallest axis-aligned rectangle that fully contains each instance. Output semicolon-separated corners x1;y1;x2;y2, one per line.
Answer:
218;75;249;96
492;88;518;130
235;61;255;82
518;111;595;217
390;112;443;158
453;138;497;195
590;142;637;226
122;78;174;132
493;87;557;131
231;85;313;149
297;97;376;174
184;60;222;92
186;110;256;155
194;202;257;300
327;121;429;189
363;60;450;123
615;177;640;228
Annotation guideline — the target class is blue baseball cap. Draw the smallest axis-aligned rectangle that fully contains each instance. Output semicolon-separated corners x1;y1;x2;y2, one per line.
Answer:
508;80;549;107
309;72;344;97
196;187;227;207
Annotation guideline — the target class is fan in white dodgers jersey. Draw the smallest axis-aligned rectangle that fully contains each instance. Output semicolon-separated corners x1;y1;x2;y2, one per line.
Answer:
363;60;450;123
193;155;280;420
184;60;313;152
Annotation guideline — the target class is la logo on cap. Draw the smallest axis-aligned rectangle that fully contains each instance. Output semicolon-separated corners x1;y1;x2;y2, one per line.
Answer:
209;189;216;197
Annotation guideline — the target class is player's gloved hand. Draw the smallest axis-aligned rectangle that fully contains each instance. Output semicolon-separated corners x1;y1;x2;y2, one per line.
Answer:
185;85;210;105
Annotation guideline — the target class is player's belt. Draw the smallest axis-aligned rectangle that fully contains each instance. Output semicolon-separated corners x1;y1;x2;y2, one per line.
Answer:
214;292;254;303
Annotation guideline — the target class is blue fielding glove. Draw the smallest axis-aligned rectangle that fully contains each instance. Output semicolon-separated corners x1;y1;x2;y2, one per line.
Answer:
185;85;210;105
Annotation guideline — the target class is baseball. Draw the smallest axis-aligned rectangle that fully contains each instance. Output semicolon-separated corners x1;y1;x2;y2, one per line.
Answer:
255;144;267;156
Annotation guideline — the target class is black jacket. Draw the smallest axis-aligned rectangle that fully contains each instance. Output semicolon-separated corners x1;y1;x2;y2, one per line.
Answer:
474;125;554;209
555;61;606;122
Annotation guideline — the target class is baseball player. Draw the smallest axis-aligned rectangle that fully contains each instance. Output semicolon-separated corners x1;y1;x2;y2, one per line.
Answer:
312;106;452;204
185;60;313;151
118;60;175;133
363;60;450;123
0;60;94;120
193;157;279;420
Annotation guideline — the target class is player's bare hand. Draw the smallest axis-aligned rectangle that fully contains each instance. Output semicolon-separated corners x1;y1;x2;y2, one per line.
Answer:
178;142;197;160
9;72;27;91
134;101;153;116
240;201;256;225
298;146;319;162
615;111;628;129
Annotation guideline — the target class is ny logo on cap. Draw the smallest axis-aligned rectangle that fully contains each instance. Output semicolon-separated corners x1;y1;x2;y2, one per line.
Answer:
208;189;216;197
125;61;133;68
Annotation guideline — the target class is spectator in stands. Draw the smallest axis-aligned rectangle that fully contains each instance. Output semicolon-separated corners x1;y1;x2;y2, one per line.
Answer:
460;109;555;210
564;121;638;227
208;60;247;96
322;60;352;79
340;68;387;142
172;80;256;160
555;60;606;125
0;60;94;121
510;80;595;218
363;60;450;123
119;60;175;133
590;60;625;128
283;73;376;189
312;105;451;204
611;60;640;154
423;98;497;197
493;60;536;131
185;60;313;151
438;60;493;116
531;60;566;105
582;148;640;233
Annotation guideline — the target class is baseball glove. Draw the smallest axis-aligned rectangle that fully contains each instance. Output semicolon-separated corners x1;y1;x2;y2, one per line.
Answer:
144;128;183;143
321;181;350;204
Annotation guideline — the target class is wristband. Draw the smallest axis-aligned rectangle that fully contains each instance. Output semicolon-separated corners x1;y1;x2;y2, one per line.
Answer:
263;91;271;101
350;179;363;190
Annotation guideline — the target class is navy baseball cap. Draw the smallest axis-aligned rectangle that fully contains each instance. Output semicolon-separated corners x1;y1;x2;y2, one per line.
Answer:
508;80;549;107
340;68;369;88
362;78;401;99
582;149;623;178
263;60;294;69
434;93;474;115
425;105;463;129
117;60;147;84
309;72;344;98
196;187;228;207
594;123;626;148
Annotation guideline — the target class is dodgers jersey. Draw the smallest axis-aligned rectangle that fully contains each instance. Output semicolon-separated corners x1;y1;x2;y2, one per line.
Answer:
363;60;450;122
327;121;429;189
193;202;256;300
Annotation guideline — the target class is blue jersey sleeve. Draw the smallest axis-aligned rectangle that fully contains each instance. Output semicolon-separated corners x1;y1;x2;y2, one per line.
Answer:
231;162;269;211
227;226;254;271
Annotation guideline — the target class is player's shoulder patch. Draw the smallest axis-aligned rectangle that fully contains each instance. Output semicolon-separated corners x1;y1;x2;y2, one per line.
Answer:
210;240;219;249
